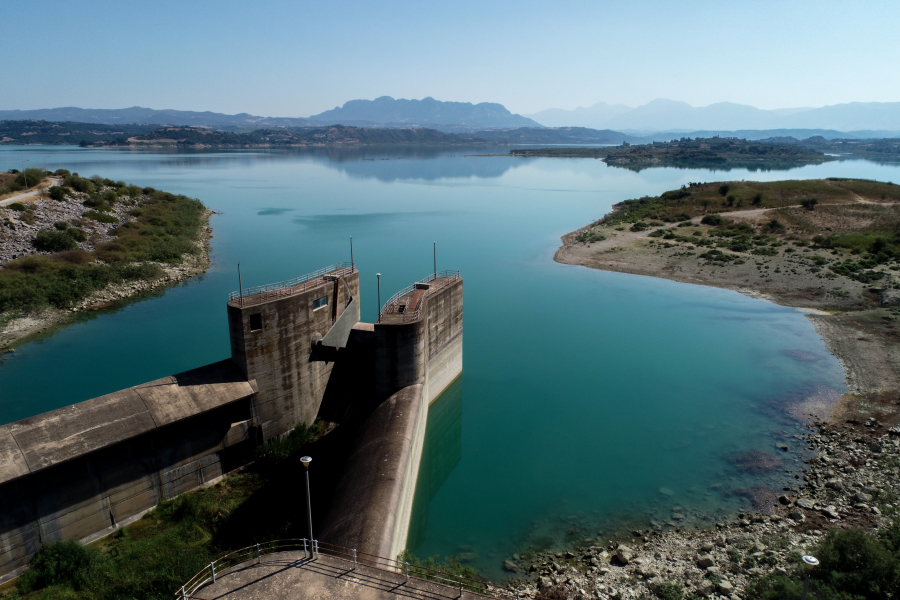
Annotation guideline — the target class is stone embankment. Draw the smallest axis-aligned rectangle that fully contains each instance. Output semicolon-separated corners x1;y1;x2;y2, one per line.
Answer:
0;190;212;348
505;423;898;599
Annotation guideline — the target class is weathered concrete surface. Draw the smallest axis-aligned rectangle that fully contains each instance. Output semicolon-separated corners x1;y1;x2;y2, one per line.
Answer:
192;551;473;600
0;360;255;485
321;276;463;560
0;361;256;582
319;385;425;559
227;269;360;440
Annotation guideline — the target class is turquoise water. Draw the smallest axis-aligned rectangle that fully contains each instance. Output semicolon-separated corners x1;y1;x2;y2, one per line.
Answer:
3;146;898;579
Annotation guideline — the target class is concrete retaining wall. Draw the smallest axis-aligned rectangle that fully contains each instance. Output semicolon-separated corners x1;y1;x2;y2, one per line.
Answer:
320;276;463;559
0;361;256;583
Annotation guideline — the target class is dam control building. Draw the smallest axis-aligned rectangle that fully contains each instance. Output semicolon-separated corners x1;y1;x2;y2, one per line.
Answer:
0;262;462;582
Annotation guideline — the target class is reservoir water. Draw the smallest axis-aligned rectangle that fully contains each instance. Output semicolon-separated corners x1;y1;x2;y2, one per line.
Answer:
3;146;898;580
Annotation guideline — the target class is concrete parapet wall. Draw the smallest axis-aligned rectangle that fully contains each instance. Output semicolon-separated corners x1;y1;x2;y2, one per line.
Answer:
0;361;255;582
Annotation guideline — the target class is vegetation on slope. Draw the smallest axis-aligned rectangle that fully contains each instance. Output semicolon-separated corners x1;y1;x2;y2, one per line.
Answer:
0;171;205;313
0;121;157;145
572;178;900;289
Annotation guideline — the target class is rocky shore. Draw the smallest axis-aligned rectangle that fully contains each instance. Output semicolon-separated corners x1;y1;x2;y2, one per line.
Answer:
504;422;897;599
0;190;213;349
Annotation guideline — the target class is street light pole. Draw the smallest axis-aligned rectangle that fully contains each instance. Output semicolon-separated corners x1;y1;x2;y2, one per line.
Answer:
301;456;314;557
376;273;381;323
21;160;29;187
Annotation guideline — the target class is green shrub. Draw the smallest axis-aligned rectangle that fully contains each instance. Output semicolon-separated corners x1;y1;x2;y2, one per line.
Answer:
763;219;786;233
701;214;727;226
752;247;779;256
34;230;77;252
718;184;730;196
801;197;819;210
13;168;45;189
64;175;94;194
53;169;71;177
7;202;27;211
67;228;87;242
812;528;898;598
648;581;684;600
630;222;649;232
649;229;666;238
48;186;67;201
83;210;119;224
17;541;103;593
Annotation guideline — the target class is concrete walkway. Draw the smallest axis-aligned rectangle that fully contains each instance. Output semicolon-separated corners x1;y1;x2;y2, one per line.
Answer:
189;551;496;600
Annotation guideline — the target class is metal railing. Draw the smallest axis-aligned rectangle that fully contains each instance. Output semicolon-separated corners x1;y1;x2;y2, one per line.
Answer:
379;270;460;323
229;263;354;303
175;538;529;600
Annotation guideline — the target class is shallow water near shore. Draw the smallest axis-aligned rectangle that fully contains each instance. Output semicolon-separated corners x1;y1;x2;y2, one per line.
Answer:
3;146;900;580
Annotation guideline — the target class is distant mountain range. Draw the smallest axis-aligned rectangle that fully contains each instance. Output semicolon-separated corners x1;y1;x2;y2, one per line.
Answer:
0;97;540;133
0;107;317;128
525;99;900;133
308;96;540;130
4;97;900;138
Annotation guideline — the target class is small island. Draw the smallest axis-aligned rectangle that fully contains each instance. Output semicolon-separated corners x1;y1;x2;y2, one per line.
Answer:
0;169;211;348
511;137;837;170
556;177;900;423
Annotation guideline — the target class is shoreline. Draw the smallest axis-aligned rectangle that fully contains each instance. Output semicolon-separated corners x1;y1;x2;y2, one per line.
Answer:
0;209;213;350
553;209;900;427
501;200;900;597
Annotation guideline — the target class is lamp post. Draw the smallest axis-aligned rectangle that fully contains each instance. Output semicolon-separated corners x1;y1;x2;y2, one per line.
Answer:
21;160;29;187
301;456;314;556
801;555;818;600
376;273;381;323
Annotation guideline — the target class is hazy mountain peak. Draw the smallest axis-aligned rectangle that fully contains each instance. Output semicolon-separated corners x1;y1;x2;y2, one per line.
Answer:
526;99;900;132
309;97;540;129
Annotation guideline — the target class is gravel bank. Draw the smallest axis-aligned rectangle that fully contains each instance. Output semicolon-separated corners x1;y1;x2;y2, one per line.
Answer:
506;423;898;599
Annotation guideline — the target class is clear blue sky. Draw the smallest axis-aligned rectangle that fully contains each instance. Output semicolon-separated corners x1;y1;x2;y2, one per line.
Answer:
5;0;899;116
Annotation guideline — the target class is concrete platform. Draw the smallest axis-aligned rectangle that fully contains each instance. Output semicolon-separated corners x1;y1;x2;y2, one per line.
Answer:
190;551;487;600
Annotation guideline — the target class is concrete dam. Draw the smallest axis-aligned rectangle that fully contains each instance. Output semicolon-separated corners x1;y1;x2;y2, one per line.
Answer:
0;262;463;582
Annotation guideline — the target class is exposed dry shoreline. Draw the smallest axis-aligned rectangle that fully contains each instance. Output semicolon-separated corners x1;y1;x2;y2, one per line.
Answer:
555;209;900;428
0;209;213;350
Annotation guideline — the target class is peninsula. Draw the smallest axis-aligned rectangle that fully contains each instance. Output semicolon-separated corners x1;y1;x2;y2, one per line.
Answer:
0;169;211;348
556;178;900;422
510;137;836;170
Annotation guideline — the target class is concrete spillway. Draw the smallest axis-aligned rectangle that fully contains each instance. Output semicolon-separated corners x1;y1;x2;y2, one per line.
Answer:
0;263;461;582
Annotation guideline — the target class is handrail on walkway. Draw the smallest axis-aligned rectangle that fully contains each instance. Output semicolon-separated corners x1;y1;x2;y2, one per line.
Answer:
228;262;354;303
379;270;460;323
175;538;529;600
